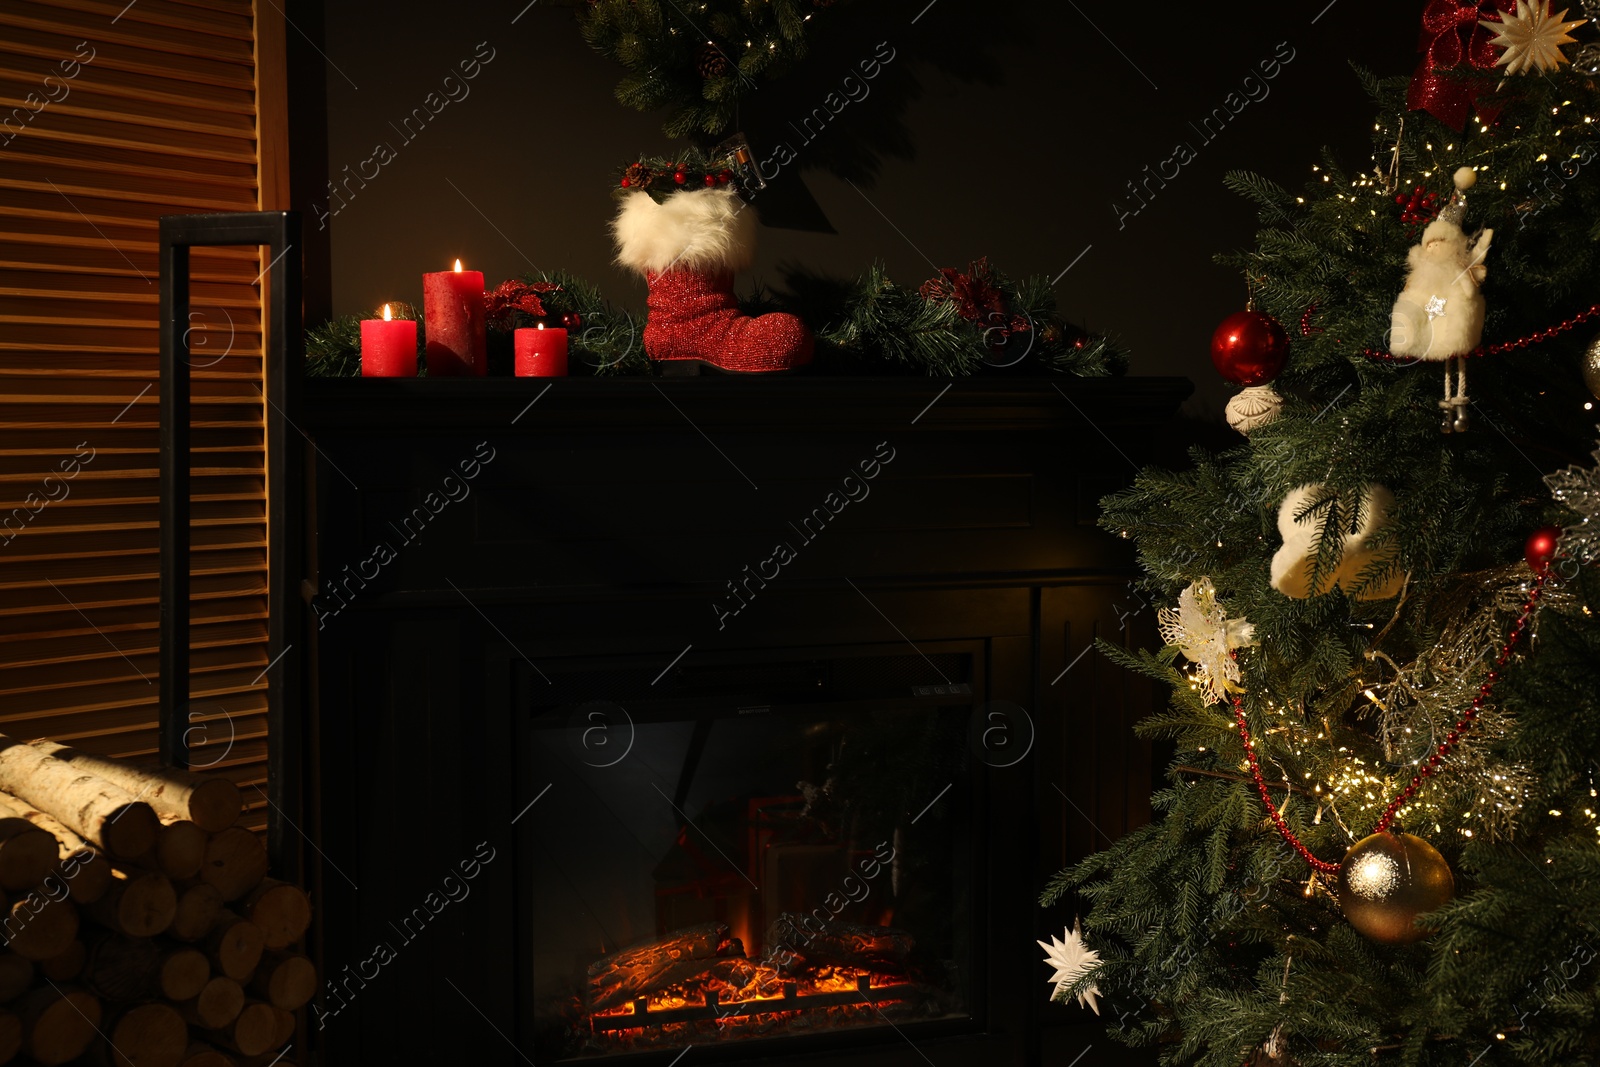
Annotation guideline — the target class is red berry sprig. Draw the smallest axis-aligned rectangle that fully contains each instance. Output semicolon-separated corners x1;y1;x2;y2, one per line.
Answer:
616;159;736;198
1397;183;1441;228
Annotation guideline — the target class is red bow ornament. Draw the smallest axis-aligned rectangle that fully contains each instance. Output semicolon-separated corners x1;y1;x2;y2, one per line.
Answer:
1407;0;1515;130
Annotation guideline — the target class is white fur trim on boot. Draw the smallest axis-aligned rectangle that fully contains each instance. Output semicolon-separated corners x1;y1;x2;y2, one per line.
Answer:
612;187;756;276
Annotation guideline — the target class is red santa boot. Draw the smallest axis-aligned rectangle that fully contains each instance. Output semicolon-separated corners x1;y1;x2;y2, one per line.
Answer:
613;182;813;373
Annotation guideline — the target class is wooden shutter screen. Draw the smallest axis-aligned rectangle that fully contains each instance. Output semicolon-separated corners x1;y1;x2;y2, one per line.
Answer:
0;0;286;832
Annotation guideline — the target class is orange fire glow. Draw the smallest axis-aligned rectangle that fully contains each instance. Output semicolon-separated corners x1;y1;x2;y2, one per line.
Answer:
593;963;897;1021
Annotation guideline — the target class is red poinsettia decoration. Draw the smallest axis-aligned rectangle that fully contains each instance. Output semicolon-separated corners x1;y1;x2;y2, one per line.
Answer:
919;258;1029;338
1406;0;1516;130
485;278;562;330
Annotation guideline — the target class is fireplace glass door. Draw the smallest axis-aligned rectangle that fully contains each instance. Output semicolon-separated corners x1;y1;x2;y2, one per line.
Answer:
519;649;981;1061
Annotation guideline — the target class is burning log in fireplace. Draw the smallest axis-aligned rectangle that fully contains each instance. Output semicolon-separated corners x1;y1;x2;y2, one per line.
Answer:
582;918;955;1050
765;913;914;972
585;923;748;1013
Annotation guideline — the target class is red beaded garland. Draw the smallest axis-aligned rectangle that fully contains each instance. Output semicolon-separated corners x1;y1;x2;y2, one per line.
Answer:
1232;568;1550;869
1300;304;1323;338
1360;303;1600;362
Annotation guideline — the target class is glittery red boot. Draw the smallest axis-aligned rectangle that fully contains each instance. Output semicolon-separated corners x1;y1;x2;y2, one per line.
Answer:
642;268;813;373
613;181;812;374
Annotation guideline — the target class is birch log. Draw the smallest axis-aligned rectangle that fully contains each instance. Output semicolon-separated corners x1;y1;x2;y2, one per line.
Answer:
156;947;209;1002
263;1006;293;1054
97;1001;186;1067
0;743;156;860
204;913;262;983
246;952;313;1011
235;880;309;951
168;884;223;944
0;796;112;905
207;1001;277;1058
19;984;100;1065
85;871;175;939
25;744;239;834
176;977;242;1030
180;1041;236;1067
5;893;78;962
145;820;208;882
198;830;268;903
0;798;63;892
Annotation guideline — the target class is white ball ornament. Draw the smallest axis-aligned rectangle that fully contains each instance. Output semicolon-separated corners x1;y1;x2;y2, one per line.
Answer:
1225;385;1283;435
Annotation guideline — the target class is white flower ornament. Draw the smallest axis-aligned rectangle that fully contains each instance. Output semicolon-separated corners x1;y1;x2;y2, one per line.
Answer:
1157;578;1256;705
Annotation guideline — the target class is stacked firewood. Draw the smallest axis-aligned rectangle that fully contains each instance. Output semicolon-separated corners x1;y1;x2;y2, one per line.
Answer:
0;737;314;1066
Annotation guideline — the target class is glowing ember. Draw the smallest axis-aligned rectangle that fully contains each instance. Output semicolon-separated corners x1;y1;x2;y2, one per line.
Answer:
575;919;960;1053
592;962;904;1020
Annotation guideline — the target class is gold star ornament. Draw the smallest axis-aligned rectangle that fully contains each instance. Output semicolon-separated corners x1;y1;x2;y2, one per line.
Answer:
1482;0;1586;76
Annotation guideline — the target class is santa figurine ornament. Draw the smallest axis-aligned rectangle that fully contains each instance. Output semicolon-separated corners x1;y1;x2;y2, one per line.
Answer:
1387;167;1493;432
611;150;813;374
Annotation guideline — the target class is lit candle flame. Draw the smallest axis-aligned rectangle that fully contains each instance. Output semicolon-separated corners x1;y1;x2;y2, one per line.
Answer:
454;259;463;272
537;322;545;330
381;303;392;322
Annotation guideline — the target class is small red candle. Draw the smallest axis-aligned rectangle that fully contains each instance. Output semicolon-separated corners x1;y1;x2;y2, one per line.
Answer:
361;304;417;377
514;323;568;377
422;259;486;376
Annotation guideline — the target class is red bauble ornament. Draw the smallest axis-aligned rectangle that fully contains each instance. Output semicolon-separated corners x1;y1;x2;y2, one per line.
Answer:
1210;311;1289;385
1525;525;1562;574
704;174;716;186
674;170;687;185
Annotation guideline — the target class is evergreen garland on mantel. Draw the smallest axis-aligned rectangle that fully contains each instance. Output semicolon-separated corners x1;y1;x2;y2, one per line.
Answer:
303;261;1125;379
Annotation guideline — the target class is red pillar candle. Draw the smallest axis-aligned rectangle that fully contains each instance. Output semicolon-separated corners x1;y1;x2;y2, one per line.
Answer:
360;304;418;377
422;259;487;376
514;323;568;377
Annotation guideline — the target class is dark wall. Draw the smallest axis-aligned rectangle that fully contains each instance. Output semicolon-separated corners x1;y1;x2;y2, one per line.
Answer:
314;0;1417;417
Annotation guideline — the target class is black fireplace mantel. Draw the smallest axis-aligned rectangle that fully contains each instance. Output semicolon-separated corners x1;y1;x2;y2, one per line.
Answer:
301;375;1189;431
298;375;1187;1067
299;376;1191;603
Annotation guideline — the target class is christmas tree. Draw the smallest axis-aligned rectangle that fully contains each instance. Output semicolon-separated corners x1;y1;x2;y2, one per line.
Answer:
1042;5;1600;1065
579;0;855;138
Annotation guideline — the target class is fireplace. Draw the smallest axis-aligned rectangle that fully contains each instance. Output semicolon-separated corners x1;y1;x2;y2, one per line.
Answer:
299;376;1186;1066
519;645;984;1061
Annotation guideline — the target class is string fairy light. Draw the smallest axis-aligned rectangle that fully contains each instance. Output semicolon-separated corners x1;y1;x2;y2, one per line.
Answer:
1231;568;1551;874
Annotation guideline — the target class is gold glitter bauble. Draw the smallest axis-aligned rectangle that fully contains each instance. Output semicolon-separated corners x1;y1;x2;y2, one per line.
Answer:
1335;832;1454;944
1582;332;1600;400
